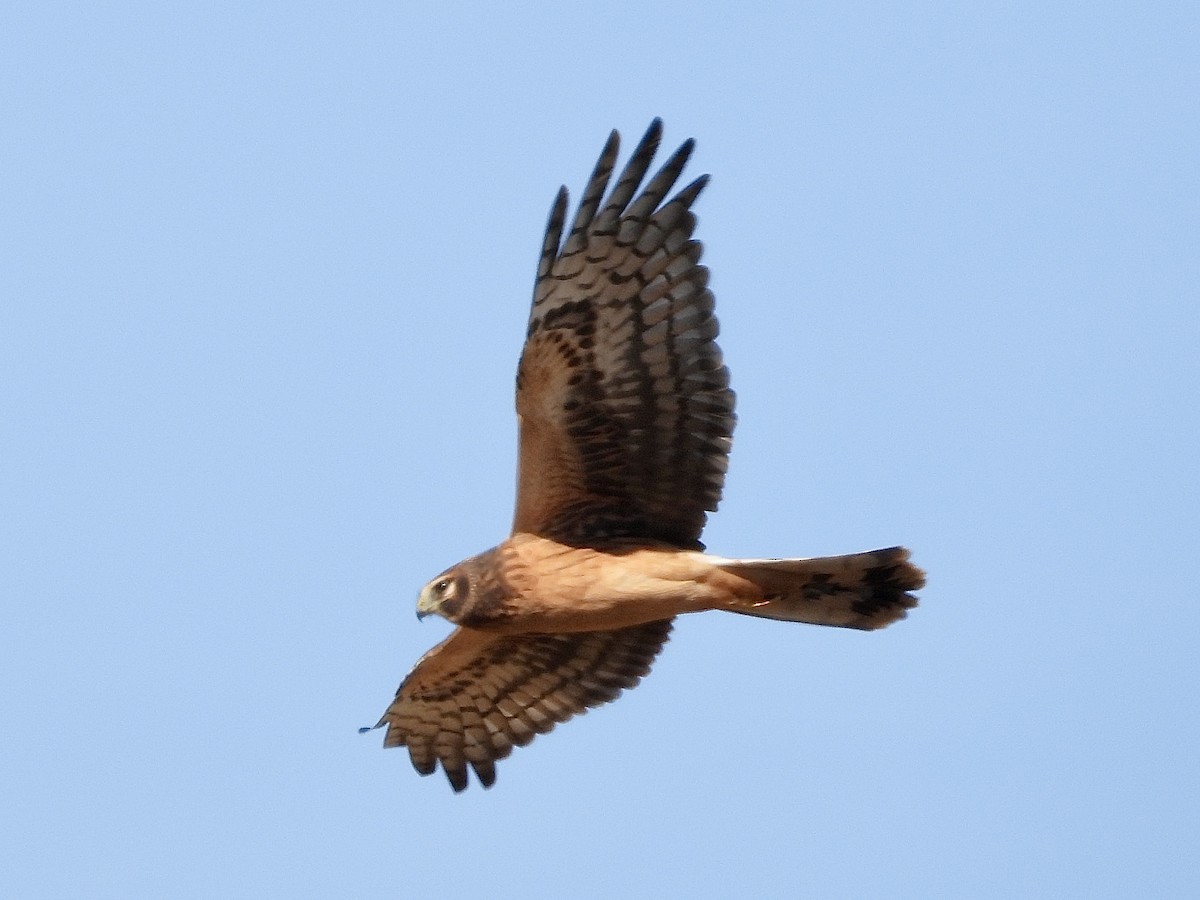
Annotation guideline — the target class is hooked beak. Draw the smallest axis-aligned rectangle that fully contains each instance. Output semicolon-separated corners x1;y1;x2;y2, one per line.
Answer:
415;586;438;621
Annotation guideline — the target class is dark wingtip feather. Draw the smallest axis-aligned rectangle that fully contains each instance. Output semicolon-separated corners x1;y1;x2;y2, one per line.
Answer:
675;173;710;207
471;759;498;789
537;186;570;279
640;118;664;147
563;130;622;255
410;754;437;777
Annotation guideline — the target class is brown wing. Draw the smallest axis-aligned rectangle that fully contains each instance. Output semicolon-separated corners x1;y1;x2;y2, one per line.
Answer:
512;119;735;548
367;619;673;792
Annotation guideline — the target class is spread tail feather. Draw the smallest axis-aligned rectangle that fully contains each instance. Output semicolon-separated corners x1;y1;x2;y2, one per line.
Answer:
714;547;924;630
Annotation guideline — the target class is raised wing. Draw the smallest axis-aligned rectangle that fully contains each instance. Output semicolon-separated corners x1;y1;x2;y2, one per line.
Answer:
366;619;673;792
512;120;735;548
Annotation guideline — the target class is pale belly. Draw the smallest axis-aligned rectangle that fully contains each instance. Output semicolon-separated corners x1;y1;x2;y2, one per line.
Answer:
488;538;754;634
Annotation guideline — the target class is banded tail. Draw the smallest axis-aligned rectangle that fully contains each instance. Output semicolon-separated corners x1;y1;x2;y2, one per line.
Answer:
713;547;924;631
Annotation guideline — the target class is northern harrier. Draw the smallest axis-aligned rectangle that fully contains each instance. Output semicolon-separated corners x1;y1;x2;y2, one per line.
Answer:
363;120;924;791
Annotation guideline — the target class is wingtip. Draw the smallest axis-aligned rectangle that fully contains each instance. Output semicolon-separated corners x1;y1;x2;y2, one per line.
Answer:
633;118;665;155
359;715;387;735
549;184;569;218
676;173;711;206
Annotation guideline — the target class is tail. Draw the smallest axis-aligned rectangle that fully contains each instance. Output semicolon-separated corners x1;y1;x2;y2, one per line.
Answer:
714;547;925;631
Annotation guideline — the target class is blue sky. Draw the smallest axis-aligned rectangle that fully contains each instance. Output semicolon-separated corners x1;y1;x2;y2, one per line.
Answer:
3;3;1198;898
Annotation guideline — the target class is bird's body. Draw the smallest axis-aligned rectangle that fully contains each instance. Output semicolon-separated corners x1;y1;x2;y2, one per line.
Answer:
422;537;729;634
364;120;925;792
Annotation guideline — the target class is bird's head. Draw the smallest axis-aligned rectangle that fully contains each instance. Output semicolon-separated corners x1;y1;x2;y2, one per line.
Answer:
416;569;469;623
414;548;508;627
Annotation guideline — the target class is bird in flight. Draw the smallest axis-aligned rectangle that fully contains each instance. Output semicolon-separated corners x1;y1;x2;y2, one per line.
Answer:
362;120;924;792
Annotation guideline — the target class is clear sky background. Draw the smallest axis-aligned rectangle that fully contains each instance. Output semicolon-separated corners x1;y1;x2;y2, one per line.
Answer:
4;3;1198;898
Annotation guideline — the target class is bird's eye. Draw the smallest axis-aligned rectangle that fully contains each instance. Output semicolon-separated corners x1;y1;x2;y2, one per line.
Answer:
434;578;453;597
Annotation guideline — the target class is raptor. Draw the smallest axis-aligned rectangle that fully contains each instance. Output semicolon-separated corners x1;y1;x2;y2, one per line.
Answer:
362;120;924;792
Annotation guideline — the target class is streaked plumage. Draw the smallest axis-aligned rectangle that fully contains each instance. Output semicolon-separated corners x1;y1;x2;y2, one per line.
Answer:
363;120;925;792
